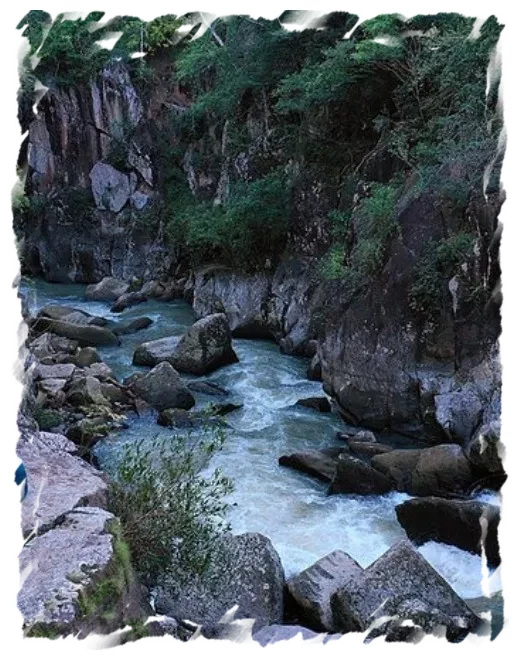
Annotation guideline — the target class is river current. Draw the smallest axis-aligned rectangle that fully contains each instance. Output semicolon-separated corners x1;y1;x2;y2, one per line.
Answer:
20;278;502;602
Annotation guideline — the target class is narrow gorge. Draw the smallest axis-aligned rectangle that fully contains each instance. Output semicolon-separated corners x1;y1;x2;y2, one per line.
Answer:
13;10;505;645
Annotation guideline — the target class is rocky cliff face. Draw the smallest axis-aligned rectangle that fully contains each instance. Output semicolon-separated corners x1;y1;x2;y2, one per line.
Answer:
16;59;502;443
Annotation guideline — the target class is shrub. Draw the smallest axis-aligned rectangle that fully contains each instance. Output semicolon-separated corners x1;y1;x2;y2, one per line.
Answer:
109;426;233;585
33;405;62;431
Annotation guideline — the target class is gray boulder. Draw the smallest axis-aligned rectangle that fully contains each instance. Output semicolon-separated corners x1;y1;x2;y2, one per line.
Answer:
38;378;68;397
170;313;239;375
111;317;153;335
154;532;284;633
18;507;144;638
29;332;79;360
131;362;195;411
17;431;108;538
331;541;482;641
72;347;101;367
31;317;120;346
33;362;76;381
347;440;393;458
287;550;363;631
110;291;148;313
85;276;130;302
66;376;109;407
89;162;131;212
279;451;338;483
371;449;424;492
329;454;393;495
411;444;476;496
133;336;180;367
396;497;501;567
37;304;91;325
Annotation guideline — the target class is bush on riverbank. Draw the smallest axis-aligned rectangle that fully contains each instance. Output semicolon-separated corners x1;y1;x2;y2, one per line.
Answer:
109;427;234;585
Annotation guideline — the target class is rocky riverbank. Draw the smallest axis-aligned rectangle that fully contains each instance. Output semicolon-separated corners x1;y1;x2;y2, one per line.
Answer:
16;278;503;643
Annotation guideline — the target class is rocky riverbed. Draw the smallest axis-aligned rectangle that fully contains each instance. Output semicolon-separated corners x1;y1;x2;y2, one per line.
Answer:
15;275;504;643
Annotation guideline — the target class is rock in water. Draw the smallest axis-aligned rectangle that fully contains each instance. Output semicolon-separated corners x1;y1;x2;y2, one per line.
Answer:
287;550;363;631
110;291;148;313
396;497;501;567
410;444;476;496
154;532;284;633
110;317;153;335
85;276;130;302
296;397;331;413
279;451;338;483
133;336;180;366
328;454;393;495
131;362;195;411
331;540;483;641
170;313;239;375
31;318;120;346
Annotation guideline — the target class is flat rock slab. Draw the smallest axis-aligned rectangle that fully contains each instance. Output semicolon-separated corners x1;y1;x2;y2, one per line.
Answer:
133;336;180;367
154;532;284;633
287;550;363;631
33;362;76;381
279;451;338;483
18;507;114;634
396;497;501;567
31;318;120;347
17;431;108;538
331;540;482;641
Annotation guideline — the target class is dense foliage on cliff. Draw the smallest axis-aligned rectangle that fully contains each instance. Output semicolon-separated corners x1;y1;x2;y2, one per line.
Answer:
17;10;503;287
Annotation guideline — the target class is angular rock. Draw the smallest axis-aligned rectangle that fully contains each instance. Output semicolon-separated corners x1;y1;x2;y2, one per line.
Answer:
66;376;109;407
31;318;120;346
331;541;482;641
139;280;163;298
171;313;239;375
38;378;68;396
131;362;195;411
29;332;79;360
100;382;129;404
287;550;363;631
85;276;130;302
279;451;338;483
89;162;131;212
37;304;91;325
133;336;180;367
110;292;148;313
396;497;501;567
329;454;393;495
83;362;114;380
17;431;108;538
33;362;76;381
154;532;284;633
296;397;331;413
371;449;423;492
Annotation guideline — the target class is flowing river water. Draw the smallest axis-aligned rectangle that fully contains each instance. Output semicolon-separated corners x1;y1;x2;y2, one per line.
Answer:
20;278;502;607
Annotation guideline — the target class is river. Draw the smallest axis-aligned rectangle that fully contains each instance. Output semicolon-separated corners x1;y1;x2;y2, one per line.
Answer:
20;277;502;606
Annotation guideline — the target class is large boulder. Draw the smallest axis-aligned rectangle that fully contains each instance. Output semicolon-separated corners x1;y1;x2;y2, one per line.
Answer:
85;276;130;302
396;497;501;567
133;336;180;367
154;532;284;633
17;431;108;538
329;454;393;495
371;449;425;492
37;304;92;325
331;541;483;641
287;551;363;631
110;317;153;336
279;451;338;483
131;362;195;411
31;318;120;346
89;162;132;212
18;507;145;638
110;291;148;313
168;313;239;375
410;444;476;497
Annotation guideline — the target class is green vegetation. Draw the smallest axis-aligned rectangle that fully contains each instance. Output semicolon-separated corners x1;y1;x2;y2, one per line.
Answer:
16;10;503;292
109;428;233;585
33;405;62;432
410;233;475;317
